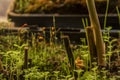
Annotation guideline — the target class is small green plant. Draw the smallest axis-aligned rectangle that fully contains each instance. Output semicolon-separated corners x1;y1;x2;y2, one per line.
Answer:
1;0;120;79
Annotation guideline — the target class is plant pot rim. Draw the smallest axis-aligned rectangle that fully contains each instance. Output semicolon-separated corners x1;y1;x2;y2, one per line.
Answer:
7;0;120;29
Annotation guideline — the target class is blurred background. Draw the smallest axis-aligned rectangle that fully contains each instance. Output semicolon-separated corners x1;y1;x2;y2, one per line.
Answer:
0;0;10;21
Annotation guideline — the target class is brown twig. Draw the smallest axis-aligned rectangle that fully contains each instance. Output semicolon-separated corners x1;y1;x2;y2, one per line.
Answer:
24;47;28;69
61;35;75;70
86;27;97;62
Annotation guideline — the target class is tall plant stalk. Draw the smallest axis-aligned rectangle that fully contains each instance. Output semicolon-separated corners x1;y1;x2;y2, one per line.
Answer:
86;0;106;66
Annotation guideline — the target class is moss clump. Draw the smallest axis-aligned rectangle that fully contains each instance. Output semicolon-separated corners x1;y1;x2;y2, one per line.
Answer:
14;0;118;14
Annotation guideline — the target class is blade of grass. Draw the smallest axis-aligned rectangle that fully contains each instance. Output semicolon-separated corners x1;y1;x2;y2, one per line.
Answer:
104;0;109;29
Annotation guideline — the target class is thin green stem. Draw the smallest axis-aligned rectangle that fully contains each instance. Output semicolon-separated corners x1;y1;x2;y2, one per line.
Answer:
116;6;120;24
104;0;109;29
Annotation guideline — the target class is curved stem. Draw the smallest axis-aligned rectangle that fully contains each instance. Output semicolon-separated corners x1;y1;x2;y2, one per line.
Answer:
86;0;106;66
